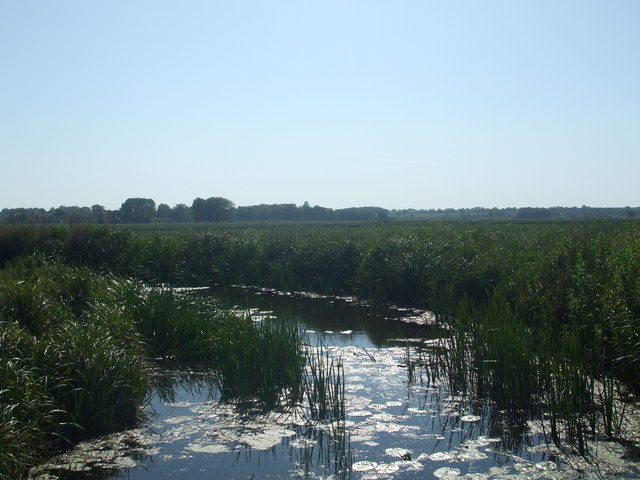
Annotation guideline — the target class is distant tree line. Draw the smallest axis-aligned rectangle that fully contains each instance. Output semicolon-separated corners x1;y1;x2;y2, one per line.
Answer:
0;197;388;224
390;205;639;221
0;199;637;225
235;202;389;222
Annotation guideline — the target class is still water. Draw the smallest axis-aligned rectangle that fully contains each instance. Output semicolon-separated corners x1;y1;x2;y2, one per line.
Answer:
33;287;639;480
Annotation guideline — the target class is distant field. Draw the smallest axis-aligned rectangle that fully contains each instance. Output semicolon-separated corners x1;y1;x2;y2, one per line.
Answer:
115;216;639;234
124;219;380;233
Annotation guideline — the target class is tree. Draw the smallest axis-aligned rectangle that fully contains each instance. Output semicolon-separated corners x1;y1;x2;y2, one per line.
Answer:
156;203;172;220
91;204;108;223
515;207;551;219
191;197;234;222
171;204;192;222
120;198;156;223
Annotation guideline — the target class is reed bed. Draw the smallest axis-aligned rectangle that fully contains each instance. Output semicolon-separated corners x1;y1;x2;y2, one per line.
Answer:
0;262;149;477
1;219;639;467
302;345;345;423
425;291;635;456
0;258;326;478
213;318;306;408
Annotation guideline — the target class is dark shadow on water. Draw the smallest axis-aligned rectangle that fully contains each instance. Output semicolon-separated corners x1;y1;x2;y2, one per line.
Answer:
211;285;446;348
149;363;221;406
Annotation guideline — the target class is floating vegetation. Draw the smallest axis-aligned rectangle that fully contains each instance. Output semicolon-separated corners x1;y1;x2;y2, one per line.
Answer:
433;466;461;478
29;428;159;479
29;342;640;480
352;460;378;472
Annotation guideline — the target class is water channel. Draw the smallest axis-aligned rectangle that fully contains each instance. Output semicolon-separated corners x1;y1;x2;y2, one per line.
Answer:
32;287;640;480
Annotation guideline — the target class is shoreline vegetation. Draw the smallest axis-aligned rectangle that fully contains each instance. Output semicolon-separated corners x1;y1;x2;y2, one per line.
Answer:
0;258;343;479
1;219;639;478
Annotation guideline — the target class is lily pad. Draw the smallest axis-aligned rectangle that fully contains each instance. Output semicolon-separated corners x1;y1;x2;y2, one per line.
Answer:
352;460;378;471
429;451;455;461
385;447;411;458
186;444;230;454
375;462;400;474
433;466;461;478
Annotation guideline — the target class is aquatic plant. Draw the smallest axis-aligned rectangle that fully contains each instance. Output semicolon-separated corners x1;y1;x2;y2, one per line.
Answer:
1;219;639;472
302;345;345;423
213;318;306;408
429;290;634;457
119;284;228;361
0;323;61;479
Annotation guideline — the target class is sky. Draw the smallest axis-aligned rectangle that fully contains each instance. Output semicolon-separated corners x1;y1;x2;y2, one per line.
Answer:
1;1;639;211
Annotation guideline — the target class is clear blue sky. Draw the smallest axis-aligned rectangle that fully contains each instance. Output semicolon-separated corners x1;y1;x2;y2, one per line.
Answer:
2;1;639;210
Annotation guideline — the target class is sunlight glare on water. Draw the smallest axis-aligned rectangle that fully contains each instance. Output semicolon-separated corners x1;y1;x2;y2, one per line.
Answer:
31;289;640;480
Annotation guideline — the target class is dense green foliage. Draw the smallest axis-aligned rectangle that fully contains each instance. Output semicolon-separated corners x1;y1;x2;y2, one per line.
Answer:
120;198;156;223
3;221;638;330
0;260;149;477
0;258;310;478
2;199;638;225
191;196;235;222
215;319;305;407
1;219;639;472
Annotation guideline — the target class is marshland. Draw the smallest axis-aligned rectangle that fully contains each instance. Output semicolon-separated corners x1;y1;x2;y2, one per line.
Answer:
1;220;639;479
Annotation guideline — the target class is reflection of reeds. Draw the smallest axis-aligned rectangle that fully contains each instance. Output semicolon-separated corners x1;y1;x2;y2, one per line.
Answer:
422;292;630;457
293;423;352;480
199;332;352;476
299;344;351;478
213;319;305;408
302;345;345;423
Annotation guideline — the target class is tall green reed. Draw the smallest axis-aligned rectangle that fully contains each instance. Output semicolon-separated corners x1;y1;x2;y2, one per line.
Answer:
302;345;345;423
0;260;148;476
298;343;350;478
433;290;631;456
0;323;61;479
213;318;306;408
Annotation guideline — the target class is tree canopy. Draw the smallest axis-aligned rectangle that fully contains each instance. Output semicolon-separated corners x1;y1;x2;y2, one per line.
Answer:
191;197;234;222
120;198;156;223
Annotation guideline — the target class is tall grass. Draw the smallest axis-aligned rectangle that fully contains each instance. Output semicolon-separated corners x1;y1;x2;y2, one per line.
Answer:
117;284;235;361
1;220;639;465
0;323;61;479
0;258;314;477
428;290;633;456
214;318;306;408
302;346;345;422
0;260;150;477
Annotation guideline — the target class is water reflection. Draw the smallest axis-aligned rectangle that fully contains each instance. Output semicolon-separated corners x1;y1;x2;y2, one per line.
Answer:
32;288;640;480
213;285;443;348
150;365;221;406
